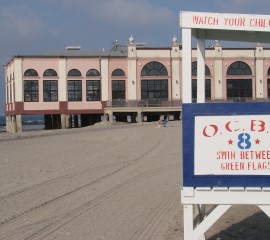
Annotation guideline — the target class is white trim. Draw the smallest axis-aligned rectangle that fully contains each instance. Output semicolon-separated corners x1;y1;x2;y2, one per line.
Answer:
182;28;192;103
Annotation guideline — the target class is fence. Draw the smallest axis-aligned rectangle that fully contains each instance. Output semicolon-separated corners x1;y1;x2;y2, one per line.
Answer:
106;98;270;108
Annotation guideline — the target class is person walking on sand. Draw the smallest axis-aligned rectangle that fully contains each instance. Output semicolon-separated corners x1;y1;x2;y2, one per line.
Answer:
155;116;168;128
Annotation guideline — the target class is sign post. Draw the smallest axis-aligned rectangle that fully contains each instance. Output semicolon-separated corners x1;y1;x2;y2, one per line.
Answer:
180;11;270;240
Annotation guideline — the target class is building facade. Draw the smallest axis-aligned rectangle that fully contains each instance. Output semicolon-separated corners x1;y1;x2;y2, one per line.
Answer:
4;37;270;132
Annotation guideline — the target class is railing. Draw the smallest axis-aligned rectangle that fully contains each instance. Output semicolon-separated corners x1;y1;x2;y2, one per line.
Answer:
106;99;182;108
206;97;270;103
106;98;270;108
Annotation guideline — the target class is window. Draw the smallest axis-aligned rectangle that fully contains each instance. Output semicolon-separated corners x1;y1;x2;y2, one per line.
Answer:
141;61;168;76
192;61;211;76
86;80;101;101
192;79;211;101
112;80;125;100
68;69;82;76
267;79;270;98
226;62;252;101
68;80;82;101
24;80;38;102
141;80;168;101
24;69;38;76
112;69;125;76
227;79;252;100
43;69;57;77
86;69;100;76
43;80;58;102
227;61;252;75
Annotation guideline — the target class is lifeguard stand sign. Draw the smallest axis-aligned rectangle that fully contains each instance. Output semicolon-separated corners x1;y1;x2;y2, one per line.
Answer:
180;11;270;240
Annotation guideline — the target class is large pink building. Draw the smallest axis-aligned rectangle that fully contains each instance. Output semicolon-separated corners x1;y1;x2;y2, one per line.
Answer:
5;36;270;132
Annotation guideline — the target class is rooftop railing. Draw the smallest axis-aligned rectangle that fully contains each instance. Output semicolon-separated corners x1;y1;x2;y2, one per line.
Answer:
106;98;270;108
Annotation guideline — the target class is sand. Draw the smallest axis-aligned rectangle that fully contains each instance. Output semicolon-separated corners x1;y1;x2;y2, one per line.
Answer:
0;121;269;240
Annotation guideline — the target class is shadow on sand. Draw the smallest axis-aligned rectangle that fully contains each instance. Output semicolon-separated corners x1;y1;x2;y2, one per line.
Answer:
209;211;270;240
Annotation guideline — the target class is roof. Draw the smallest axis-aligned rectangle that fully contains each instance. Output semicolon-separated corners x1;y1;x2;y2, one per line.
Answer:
14;47;128;58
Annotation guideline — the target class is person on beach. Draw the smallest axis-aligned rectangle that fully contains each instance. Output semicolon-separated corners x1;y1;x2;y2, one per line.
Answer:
156;116;168;128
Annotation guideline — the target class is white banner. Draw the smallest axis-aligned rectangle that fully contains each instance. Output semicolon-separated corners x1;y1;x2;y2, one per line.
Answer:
195;115;270;175
180;11;270;32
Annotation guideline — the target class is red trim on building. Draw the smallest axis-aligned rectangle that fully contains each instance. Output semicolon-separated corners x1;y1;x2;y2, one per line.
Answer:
6;101;106;115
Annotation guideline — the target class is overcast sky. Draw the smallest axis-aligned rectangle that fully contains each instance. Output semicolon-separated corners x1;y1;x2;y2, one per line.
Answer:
1;0;270;114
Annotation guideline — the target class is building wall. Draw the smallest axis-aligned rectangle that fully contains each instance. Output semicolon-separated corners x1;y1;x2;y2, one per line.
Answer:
5;45;270;117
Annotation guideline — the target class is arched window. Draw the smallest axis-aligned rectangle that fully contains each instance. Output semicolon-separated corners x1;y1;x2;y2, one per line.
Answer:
227;61;252;75
226;61;252;101
267;67;270;76
112;69;125;76
43;69;57;77
24;69;38;76
86;69;100;76
192;61;211;76
68;69;82;76
141;61;168;76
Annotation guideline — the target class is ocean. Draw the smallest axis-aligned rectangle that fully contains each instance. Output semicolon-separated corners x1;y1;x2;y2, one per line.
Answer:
0;115;45;132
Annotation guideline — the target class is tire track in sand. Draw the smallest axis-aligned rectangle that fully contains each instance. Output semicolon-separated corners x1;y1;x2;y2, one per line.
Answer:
0;131;168;239
129;190;179;240
0;162;178;240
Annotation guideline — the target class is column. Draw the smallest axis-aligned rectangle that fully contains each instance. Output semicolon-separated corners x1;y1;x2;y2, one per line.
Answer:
101;59;109;101
61;114;66;129
16;115;22;133
11;116;17;133
66;114;71;128
197;30;206;103
109;113;114;123
255;43;264;98
214;41;223;100
182;28;192;104
6;116;11;133
137;110;142;123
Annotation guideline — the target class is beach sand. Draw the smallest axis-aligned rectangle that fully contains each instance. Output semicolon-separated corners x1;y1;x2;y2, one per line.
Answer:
0;121;269;240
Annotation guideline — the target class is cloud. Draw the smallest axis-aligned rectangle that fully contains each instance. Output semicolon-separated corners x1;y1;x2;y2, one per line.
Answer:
0;5;59;44
64;0;174;27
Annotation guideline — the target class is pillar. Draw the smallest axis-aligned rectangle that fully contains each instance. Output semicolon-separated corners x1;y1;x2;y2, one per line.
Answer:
255;43;264;98
214;41;223;100
182;28;192;103
11;116;17;133
109;113;114;123
6;116;11;133
16;115;22;133
137;111;142;123
66;114;71;128
61;114;66;129
197;29;206;103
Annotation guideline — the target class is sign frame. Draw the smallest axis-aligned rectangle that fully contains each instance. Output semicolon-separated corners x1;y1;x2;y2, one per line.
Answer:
183;101;270;187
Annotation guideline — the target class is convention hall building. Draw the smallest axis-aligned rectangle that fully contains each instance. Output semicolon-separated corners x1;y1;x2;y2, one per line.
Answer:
4;36;270;132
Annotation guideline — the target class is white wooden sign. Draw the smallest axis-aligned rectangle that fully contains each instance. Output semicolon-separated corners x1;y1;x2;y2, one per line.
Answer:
195;115;270;175
181;11;270;32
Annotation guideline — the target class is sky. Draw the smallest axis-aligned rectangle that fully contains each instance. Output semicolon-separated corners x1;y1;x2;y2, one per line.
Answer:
1;0;270;114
